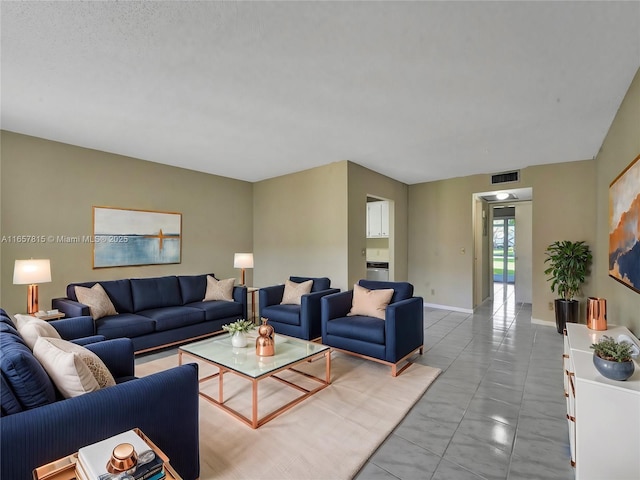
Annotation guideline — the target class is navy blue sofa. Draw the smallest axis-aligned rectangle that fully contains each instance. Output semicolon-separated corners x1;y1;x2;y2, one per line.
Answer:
52;274;247;353
259;276;339;340
0;309;200;480
321;280;424;376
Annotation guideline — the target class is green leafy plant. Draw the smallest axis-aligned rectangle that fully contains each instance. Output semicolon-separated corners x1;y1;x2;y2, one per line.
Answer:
222;319;255;334
591;336;633;362
544;240;592;301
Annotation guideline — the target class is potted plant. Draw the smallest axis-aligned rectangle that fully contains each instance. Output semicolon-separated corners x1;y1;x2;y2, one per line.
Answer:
590;336;635;381
544;240;592;334
222;319;255;348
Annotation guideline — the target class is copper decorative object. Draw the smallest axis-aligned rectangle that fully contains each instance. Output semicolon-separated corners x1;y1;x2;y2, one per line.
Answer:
106;442;137;473
586;297;607;331
256;317;275;356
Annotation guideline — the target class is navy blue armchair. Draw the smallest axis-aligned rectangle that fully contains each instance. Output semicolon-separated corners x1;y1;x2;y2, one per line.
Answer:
321;280;424;376
259;276;339;340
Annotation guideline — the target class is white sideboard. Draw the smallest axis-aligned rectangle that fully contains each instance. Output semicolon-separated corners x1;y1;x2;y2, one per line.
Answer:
563;323;640;480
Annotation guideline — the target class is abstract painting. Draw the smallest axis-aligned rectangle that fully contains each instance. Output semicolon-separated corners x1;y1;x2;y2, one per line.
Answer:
93;206;182;268
609;154;640;293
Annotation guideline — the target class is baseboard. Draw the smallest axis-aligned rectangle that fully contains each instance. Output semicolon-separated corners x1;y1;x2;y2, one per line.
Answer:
423;302;474;314
531;317;556;328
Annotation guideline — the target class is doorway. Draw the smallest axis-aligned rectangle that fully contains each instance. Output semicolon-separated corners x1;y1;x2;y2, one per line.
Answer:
492;214;515;284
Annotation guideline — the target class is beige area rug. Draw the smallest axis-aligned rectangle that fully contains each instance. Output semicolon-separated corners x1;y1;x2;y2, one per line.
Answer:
136;350;440;480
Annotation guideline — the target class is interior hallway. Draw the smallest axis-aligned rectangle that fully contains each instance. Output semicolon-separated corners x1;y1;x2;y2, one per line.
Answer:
356;284;573;480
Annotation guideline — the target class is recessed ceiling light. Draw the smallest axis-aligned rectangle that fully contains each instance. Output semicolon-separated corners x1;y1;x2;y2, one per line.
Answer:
495;192;510;200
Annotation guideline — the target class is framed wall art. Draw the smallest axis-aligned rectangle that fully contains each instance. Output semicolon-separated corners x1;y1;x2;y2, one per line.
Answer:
608;154;640;293
93;206;182;268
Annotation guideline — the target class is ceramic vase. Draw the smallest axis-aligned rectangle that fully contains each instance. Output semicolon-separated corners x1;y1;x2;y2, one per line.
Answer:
593;353;635;381
256;317;275;356
231;331;248;348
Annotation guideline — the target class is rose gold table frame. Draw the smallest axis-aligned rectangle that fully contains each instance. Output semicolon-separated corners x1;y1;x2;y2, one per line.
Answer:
179;348;331;429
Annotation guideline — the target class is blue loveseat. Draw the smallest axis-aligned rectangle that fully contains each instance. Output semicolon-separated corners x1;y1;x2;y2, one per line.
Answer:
52;273;247;353
0;309;200;480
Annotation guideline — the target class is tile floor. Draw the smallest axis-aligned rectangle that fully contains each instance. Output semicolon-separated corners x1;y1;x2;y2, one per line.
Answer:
355;284;575;480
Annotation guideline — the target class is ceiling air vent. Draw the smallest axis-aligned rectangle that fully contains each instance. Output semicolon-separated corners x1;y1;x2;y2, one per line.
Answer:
491;170;519;185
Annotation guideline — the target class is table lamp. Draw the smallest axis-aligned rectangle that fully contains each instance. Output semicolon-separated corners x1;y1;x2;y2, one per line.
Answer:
13;259;52;314
233;253;253;286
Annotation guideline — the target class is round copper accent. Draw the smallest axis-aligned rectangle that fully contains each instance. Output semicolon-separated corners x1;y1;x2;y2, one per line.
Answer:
106;442;137;473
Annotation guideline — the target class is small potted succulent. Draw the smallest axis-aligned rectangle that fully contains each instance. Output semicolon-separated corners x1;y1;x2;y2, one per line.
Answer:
222;319;255;348
590;336;635;381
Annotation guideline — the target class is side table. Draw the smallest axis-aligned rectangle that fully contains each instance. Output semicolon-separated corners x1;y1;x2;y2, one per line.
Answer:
247;287;259;323
32;428;181;480
34;311;65;321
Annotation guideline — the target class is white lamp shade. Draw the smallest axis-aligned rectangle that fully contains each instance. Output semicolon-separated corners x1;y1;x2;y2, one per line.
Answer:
233;253;254;269
13;259;52;285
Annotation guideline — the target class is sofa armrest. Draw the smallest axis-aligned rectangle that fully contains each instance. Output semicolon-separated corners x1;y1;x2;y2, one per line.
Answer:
385;297;424;362
72;335;106;346
232;285;248;319
0;363;200;480
49;316;95;340
300;288;340;338
52;298;91;318
85;338;135;378
259;284;285;310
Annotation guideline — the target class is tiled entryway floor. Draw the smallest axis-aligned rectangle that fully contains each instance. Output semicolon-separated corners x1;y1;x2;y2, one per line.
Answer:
355;284;574;480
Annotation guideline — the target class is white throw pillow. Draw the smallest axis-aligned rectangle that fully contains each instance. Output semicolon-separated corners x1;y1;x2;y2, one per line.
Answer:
348;284;394;320
203;276;235;302
16;317;62;350
280;279;313;305
33;337;116;398
13;313;39;330
75;283;118;319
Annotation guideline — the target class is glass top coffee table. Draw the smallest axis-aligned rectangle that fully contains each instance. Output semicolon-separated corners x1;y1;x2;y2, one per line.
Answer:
179;333;331;429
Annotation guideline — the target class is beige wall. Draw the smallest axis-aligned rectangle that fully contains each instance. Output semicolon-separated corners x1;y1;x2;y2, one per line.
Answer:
0;131;253;315
594;68;640;333
347;162;409;288
408;160;598;320
253;161;349;290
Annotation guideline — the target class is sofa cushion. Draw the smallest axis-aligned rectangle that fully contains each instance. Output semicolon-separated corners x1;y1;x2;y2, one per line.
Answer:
178;274;209;304
68;279;134;314
0;322;22;339
74;283;118;319
0;312;16;329
16;317;62;350
137;306;204;332
358;280;413;304
1;372;22;415
203;276;235;302
281;279;313;305
326;315;386;344
0;334;56;410
186;300;243;322
131;276;182;312
261;304;301;326
95;313;156;340
290;276;331;292
33;337;116;398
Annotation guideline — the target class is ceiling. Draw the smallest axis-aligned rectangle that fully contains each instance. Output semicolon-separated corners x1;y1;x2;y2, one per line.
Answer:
1;1;639;185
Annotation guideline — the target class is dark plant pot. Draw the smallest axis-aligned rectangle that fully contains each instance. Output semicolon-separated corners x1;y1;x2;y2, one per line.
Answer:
554;299;579;334
593;353;635;381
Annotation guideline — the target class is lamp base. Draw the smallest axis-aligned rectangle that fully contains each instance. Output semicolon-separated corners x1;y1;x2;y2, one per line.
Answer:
27;284;39;314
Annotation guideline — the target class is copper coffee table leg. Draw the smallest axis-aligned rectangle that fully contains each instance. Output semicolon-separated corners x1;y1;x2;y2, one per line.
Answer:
252;379;259;428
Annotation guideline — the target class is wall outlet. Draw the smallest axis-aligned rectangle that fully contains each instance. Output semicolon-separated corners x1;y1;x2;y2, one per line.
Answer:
549;301;554;311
